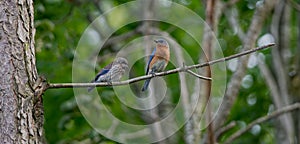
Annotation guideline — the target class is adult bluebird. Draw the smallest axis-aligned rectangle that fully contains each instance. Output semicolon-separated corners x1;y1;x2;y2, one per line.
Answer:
142;39;170;91
88;57;128;92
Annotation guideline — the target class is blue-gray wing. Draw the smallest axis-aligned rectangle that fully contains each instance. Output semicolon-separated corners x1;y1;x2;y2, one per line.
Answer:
92;63;112;82
102;64;126;82
146;48;156;75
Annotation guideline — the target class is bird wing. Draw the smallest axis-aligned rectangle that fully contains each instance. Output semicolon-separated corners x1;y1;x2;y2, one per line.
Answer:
93;63;112;82
146;48;156;75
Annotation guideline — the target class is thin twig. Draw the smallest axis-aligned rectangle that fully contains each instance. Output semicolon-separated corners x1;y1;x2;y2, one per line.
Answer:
225;7;245;40
223;103;300;144
186;70;212;81
215;121;237;141
286;0;300;12
47;43;275;89
182;62;212;81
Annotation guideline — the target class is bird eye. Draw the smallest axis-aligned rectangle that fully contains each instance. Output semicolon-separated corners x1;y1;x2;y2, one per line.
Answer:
155;39;167;44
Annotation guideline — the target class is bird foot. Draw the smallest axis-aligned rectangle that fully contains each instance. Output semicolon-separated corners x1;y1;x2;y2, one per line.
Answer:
151;72;156;77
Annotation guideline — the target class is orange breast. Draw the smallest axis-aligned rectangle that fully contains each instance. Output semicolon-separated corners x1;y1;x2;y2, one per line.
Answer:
155;46;170;61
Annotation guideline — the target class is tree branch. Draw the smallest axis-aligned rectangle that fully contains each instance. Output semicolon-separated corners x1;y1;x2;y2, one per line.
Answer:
258;54;294;134
223;103;300;144
270;2;295;142
212;0;277;132
46;43;275;89
202;0;218;142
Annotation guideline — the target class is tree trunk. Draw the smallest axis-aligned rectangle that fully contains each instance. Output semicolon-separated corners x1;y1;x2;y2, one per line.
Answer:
0;0;44;143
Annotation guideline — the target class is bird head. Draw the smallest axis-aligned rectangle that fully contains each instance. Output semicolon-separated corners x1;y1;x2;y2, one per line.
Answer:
154;39;169;48
114;57;129;69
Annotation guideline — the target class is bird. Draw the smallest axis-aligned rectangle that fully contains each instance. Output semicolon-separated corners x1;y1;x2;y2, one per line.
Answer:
88;57;128;92
142;39;170;91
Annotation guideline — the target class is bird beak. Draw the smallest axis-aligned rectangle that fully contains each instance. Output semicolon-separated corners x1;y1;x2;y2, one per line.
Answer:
154;40;158;43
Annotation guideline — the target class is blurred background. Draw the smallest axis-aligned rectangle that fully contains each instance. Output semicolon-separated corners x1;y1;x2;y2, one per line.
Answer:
35;0;300;143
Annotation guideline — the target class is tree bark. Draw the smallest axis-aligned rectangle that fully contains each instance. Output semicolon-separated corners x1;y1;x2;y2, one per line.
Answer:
0;0;44;143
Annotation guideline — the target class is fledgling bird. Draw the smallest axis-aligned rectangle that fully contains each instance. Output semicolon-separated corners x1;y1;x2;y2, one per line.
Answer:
142;39;170;91
88;57;128;92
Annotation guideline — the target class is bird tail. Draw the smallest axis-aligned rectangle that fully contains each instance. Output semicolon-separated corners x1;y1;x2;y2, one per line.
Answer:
87;80;95;92
87;86;95;92
141;79;151;91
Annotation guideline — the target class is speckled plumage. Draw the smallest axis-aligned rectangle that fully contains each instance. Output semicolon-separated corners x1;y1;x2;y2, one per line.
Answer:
88;57;128;92
142;39;170;91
